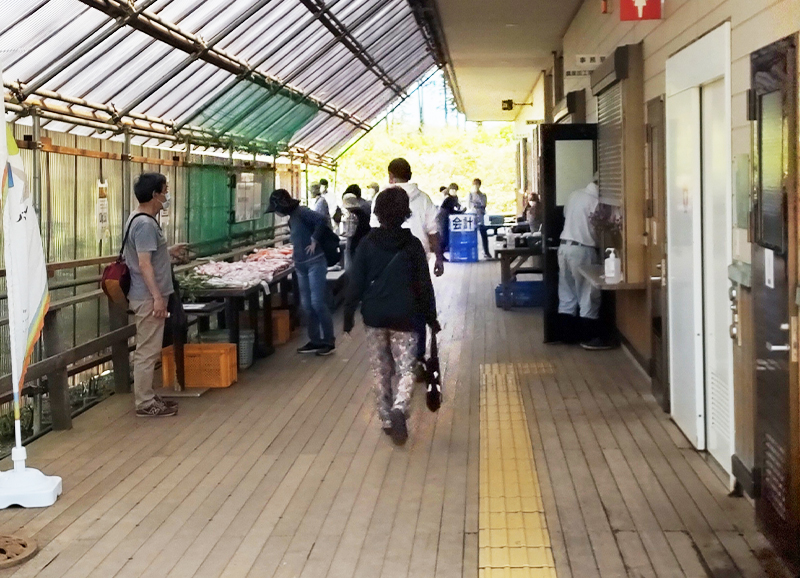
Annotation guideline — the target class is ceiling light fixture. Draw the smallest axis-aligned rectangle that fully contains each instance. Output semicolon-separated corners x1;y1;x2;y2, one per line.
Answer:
502;100;533;111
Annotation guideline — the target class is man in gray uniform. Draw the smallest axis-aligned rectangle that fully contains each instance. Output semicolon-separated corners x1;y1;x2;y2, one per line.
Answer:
557;174;611;350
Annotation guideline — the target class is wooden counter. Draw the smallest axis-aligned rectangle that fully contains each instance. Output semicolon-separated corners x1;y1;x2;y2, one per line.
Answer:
577;264;646;291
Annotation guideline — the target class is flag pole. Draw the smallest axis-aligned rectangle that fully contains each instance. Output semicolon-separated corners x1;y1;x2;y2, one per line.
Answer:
0;61;61;508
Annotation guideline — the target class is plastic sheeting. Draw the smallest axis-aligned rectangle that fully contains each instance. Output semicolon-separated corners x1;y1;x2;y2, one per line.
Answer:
0;0;438;161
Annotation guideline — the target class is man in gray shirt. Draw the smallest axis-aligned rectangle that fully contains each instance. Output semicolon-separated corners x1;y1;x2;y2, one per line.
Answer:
124;172;184;417
468;178;491;259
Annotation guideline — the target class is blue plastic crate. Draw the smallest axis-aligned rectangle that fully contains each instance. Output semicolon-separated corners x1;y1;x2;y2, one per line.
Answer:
495;281;545;308
449;229;478;262
450;242;478;262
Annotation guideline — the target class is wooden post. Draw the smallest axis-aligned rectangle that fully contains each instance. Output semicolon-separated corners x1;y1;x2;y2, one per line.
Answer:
108;301;131;394
42;310;72;430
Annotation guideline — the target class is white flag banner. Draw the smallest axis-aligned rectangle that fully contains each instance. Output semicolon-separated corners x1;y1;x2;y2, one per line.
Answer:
2;99;50;400
0;67;61;508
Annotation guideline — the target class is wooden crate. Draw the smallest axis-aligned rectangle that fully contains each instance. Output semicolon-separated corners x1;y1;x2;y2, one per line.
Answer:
162;344;237;389
272;309;291;345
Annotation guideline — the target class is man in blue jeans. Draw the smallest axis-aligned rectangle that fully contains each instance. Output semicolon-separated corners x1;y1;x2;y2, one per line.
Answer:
266;189;335;356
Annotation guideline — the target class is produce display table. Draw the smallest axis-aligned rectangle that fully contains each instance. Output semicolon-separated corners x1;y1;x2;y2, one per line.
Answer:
191;267;294;360
496;247;544;311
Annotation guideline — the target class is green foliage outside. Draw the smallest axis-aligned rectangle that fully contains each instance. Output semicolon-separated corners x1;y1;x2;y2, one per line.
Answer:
310;121;518;215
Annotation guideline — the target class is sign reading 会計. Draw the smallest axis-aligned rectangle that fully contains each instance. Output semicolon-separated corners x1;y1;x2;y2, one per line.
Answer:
620;0;662;21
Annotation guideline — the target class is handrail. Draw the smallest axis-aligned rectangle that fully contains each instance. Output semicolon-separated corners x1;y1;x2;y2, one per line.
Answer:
0;224;289;278
0;324;136;391
0;255;116;278
0;233;291;327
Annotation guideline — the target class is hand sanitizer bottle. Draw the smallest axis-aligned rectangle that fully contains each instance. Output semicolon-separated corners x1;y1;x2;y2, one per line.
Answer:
605;248;621;282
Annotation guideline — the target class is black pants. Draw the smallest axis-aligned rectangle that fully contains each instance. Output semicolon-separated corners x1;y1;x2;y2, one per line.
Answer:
478;226;491;256
413;315;427;361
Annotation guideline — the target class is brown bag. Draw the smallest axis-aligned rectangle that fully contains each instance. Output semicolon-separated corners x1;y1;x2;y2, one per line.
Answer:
101;213;157;304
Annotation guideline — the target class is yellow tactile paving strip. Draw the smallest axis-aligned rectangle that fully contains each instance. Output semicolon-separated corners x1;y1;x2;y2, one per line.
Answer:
480;364;556;578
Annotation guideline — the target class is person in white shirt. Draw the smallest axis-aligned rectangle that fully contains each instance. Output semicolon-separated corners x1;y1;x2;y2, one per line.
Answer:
372;158;444;371
557;174;611;350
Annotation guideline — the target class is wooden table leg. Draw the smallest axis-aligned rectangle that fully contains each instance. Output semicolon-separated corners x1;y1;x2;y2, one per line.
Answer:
248;292;261;357
108;300;131;395
225;297;240;350
262;287;275;357
290;273;300;328
173;311;186;390
501;255;512;310
43;310;72;430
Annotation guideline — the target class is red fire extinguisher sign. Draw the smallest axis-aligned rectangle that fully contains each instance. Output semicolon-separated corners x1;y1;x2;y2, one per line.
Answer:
620;0;662;21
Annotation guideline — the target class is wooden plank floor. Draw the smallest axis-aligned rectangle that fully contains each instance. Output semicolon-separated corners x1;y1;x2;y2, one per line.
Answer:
0;262;789;577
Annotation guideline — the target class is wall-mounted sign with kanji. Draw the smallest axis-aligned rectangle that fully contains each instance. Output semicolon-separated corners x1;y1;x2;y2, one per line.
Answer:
620;0;662;21
575;55;607;70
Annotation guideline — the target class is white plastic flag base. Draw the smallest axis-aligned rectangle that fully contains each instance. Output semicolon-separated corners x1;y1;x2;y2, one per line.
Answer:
0;448;61;509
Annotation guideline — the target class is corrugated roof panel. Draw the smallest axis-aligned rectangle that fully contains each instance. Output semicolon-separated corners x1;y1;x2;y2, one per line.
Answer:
191;81;318;145
1;1;110;83
134;61;225;120
0;0;441;164
54;33;178;103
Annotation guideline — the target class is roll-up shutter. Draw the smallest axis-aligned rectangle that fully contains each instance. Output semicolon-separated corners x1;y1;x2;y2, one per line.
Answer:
597;82;623;206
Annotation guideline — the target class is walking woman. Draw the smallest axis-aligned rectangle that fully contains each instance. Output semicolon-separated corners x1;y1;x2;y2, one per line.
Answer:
343;187;440;445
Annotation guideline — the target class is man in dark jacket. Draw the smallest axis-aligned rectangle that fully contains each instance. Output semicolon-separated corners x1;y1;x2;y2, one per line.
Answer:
267;189;335;356
344;187;440;445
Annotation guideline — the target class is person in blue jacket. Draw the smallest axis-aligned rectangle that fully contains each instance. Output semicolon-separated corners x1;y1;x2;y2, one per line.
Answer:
266;189;335;356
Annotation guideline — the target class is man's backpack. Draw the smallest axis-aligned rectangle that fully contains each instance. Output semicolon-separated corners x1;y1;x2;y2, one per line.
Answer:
101;213;158;304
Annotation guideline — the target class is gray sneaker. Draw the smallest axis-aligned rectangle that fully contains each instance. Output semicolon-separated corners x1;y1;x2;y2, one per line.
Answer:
154;395;178;410
136;400;178;418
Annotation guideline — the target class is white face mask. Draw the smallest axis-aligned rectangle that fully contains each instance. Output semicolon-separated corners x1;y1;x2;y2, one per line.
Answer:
161;192;171;210
472;186;479;193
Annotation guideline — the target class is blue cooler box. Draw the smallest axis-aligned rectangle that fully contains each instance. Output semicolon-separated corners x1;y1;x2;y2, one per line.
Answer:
495;281;545;308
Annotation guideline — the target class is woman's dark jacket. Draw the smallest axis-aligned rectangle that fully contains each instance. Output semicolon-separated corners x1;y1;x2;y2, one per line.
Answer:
343;228;437;333
348;207;372;256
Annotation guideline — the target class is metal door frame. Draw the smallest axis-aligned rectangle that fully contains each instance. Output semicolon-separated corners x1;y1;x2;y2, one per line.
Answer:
646;96;669;412
539;123;598;343
750;34;800;564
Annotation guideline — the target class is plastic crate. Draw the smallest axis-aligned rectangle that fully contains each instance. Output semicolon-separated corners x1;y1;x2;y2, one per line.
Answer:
495;281;545;308
450;229;479;263
161;343;237;388
450;242;479;262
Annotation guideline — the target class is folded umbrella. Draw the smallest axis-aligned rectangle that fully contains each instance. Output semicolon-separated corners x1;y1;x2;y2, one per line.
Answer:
426;333;442;412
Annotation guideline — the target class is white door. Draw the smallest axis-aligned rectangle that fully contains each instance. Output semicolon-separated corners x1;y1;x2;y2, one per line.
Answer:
701;79;734;472
666;87;705;450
